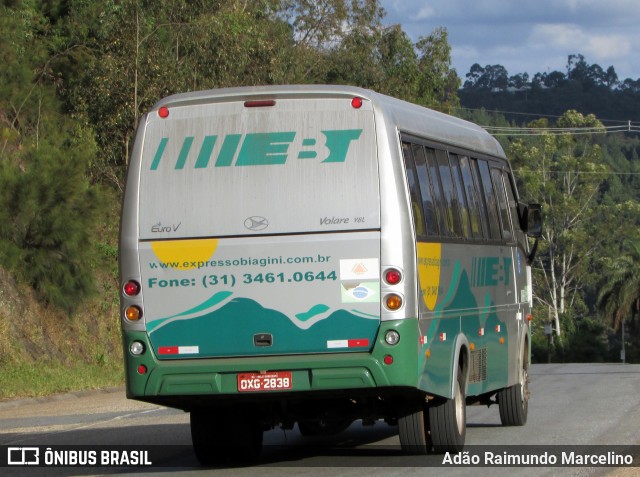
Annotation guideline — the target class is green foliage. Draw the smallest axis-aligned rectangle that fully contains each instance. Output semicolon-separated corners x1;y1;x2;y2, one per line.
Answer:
1;135;100;311
1;1;100;312
459;54;640;124
509;111;609;339
597;238;640;331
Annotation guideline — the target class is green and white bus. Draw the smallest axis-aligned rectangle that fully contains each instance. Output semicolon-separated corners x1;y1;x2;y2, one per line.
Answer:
119;85;542;464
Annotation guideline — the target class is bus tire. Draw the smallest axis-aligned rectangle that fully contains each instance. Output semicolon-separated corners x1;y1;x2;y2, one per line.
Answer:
498;347;529;426
190;410;226;466
190;408;263;465
428;369;466;453
398;401;430;454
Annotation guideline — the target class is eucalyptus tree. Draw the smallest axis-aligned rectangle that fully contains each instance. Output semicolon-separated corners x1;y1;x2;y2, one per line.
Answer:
508;110;609;341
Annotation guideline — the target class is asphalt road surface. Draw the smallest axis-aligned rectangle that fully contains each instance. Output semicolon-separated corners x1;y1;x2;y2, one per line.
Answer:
0;363;639;476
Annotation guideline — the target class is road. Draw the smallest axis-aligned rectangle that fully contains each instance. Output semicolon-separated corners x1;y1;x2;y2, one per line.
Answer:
0;363;638;476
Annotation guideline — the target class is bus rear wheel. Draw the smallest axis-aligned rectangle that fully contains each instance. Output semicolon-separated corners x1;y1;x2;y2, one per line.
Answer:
498;347;529;426
428;369;466;453
190;407;263;466
398;401;431;454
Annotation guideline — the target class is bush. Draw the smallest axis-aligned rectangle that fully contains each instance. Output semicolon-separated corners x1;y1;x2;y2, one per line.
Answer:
0;136;100;312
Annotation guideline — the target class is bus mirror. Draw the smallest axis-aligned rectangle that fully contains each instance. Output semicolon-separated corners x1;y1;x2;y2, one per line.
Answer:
526;204;542;238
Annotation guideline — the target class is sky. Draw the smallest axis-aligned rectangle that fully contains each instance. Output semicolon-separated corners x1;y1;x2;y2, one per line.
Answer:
380;0;640;82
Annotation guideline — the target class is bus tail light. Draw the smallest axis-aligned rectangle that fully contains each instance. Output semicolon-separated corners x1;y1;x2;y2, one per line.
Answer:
123;280;141;297
385;268;402;285
125;306;142;321
385;294;403;311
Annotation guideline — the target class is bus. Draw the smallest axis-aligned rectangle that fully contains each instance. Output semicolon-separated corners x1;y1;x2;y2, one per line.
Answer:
119;85;542;464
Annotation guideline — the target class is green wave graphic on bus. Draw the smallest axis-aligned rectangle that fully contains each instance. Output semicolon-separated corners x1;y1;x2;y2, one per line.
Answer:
417;265;508;396
148;297;379;357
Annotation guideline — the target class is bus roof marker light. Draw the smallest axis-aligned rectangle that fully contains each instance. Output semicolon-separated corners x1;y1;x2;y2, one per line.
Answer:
351;97;363;109
244;100;276;108
383;355;393;365
158;106;169;118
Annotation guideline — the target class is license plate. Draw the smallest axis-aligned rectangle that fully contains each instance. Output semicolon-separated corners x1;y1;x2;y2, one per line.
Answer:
237;371;293;392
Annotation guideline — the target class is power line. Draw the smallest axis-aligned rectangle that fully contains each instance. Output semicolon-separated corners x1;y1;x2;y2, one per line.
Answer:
483;124;640;136
513;170;640;176
457;106;639;126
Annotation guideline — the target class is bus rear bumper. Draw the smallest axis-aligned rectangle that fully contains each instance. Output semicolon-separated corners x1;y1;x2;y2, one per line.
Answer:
122;319;421;407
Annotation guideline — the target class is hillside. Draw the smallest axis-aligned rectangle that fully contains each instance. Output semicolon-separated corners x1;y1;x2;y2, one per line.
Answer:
458;55;640;125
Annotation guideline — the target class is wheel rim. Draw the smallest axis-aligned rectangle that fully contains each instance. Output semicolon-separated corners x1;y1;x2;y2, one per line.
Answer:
520;365;529;405
455;380;464;434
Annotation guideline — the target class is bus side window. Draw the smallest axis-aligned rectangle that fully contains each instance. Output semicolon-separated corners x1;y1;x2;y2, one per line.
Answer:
477;159;503;241
503;170;526;247
491;167;514;243
459;155;484;239
449;153;472;239
434;149;463;238
402;142;427;239
412;144;440;236
425;148;450;237
470;158;490;239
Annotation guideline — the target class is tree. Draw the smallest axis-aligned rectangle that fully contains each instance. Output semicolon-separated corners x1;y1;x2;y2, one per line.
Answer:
509;73;529;90
567;54;589;82
415;27;460;110
0;1;100;311
508;111;609;343
597;238;640;332
53;0;296;187
325;18;458;109
463;64;508;91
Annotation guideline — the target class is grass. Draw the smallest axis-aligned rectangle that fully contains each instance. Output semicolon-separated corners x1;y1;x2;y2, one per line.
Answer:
0;359;124;400
0;189;126;401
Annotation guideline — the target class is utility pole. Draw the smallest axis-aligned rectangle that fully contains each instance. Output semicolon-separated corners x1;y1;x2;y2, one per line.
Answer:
545;306;554;363
621;320;626;364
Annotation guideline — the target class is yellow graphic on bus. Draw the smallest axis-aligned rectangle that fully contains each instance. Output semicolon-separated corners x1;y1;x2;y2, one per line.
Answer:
417;242;442;311
151;239;218;270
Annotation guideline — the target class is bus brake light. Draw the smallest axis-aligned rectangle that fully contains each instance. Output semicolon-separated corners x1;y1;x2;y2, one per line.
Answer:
385;269;402;285
123;280;141;297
